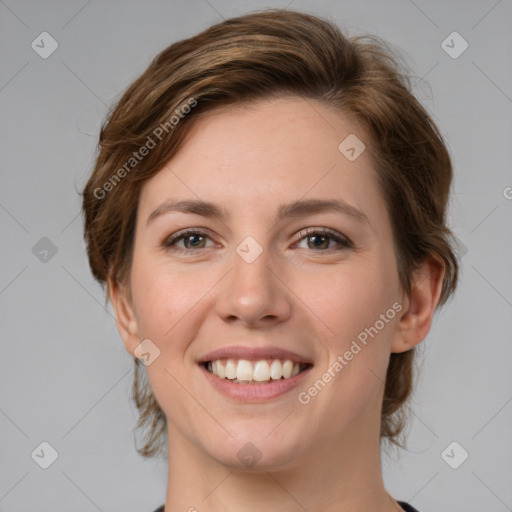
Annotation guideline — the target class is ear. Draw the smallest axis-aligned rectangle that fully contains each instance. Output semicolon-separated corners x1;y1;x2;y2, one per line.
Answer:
108;275;140;355
391;253;445;353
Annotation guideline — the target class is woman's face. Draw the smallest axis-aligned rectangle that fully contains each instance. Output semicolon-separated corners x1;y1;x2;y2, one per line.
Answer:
117;96;410;469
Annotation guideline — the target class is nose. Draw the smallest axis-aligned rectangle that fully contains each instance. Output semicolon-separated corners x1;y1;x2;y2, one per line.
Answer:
214;242;293;329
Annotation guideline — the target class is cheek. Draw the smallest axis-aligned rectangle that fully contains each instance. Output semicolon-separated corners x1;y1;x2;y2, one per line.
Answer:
128;263;212;426
293;258;397;344
294;259;398;399
129;259;207;344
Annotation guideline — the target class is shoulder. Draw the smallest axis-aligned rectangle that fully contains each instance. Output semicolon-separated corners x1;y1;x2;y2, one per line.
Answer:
398;502;421;512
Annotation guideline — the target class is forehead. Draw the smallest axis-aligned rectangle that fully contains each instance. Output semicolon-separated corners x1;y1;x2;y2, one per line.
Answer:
138;96;386;226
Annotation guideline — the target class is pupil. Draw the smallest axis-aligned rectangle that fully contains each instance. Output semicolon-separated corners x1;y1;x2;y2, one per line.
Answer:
310;235;327;249
187;235;203;248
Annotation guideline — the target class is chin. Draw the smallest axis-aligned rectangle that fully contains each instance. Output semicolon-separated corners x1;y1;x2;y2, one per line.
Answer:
203;424;308;472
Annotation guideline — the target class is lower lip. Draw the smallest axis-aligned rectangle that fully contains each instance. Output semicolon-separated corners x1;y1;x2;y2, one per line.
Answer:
199;364;312;402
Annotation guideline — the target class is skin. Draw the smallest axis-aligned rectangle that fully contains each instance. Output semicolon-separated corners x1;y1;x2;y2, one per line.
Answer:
110;96;444;512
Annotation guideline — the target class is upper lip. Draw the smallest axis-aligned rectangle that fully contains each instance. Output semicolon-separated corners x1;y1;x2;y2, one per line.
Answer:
198;345;313;365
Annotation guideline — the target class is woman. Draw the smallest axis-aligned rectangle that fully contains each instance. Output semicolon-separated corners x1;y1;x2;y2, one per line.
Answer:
82;9;458;511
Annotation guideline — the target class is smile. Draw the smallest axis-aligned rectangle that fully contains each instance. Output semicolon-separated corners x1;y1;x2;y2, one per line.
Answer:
205;358;310;384
198;345;314;401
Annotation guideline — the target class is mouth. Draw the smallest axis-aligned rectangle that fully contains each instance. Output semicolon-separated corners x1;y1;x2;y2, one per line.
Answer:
201;358;313;384
197;346;314;401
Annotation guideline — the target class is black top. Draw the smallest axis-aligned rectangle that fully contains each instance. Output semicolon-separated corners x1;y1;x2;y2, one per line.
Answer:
153;501;419;511
399;503;420;512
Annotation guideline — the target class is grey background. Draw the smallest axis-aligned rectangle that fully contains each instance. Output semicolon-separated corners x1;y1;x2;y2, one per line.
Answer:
1;0;511;511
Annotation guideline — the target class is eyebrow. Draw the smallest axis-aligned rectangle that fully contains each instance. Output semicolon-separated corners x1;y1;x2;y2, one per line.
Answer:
146;198;370;227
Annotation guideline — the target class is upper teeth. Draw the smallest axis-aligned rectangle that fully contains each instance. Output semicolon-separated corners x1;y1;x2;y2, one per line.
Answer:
208;359;302;382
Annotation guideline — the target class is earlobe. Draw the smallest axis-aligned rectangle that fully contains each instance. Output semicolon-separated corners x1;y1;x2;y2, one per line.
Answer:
108;276;140;354
391;254;445;354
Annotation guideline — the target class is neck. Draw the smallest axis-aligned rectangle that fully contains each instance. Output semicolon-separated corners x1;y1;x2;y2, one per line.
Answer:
163;411;401;512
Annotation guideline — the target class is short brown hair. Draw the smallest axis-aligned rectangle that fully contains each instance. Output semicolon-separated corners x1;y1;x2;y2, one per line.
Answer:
82;9;459;457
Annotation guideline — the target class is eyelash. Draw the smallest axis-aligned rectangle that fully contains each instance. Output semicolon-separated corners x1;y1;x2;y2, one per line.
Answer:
162;227;352;254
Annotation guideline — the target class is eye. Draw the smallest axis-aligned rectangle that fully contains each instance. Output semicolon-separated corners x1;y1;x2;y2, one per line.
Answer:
162;227;352;254
163;229;216;252
295;228;351;251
